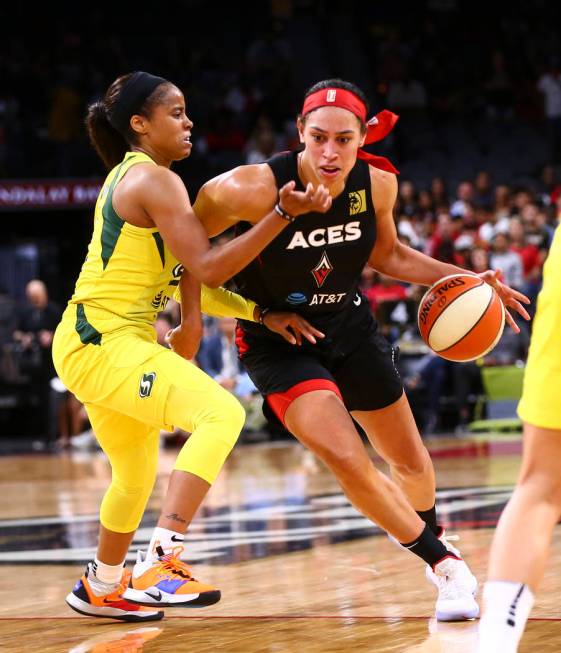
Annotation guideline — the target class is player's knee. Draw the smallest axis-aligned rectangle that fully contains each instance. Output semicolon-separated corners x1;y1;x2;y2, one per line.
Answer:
320;445;371;483
390;448;431;478
519;469;561;506
198;388;246;444
221;391;247;436
100;480;154;532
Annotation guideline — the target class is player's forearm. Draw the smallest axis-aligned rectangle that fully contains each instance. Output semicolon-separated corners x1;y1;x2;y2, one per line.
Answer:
376;242;467;286
179;272;201;322
200;285;258;321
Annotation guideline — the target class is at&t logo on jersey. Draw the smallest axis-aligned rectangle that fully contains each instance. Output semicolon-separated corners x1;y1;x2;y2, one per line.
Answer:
310;293;347;306
286;222;362;250
139;372;156;398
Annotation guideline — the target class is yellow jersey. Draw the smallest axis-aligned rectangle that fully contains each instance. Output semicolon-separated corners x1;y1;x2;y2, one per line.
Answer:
65;151;180;341
60;150;257;346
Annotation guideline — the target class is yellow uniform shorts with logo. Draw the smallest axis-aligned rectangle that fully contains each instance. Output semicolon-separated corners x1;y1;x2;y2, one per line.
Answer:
52;307;245;533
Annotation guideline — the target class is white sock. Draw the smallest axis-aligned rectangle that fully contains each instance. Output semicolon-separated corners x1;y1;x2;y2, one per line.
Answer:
146;526;185;561
478;581;534;653
88;558;124;597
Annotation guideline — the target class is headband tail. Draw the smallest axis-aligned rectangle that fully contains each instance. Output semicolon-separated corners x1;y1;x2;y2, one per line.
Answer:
357;151;399;174
364;110;399;145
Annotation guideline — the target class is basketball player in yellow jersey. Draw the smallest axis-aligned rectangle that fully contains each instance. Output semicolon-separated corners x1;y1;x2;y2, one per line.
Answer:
53;71;331;622
478;226;561;651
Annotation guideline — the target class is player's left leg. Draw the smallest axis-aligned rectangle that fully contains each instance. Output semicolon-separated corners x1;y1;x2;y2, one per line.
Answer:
336;331;438;533
478;422;561;653
352;392;436;522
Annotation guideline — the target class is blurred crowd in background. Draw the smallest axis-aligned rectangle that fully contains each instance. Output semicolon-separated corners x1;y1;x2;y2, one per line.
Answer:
1;0;561;445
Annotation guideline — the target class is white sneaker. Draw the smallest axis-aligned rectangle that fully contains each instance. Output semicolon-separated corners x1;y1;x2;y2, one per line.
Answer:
427;557;480;621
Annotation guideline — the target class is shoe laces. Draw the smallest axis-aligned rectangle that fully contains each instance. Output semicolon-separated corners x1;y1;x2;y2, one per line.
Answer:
439;529;461;557
157;546;195;580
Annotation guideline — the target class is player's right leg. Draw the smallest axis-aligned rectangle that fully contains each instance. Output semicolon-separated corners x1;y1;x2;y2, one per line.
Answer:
282;388;479;621
478;422;561;652
90;346;245;608
66;406;163;621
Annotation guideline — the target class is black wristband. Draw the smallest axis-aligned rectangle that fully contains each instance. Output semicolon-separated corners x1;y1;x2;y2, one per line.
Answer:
258;307;271;325
274;203;296;223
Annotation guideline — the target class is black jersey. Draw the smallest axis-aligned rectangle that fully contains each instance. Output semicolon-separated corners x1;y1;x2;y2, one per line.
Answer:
233;151;378;342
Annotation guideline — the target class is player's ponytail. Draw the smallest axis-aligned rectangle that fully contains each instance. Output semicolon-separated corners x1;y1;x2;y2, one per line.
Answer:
86;72;170;170
86;99;128;170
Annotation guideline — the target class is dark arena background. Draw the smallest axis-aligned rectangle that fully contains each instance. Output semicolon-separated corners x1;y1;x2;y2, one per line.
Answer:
1;1;561;651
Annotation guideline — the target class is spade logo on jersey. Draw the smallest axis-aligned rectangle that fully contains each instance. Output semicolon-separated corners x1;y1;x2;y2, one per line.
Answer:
349;189;366;215
311;251;334;288
139;372;156;398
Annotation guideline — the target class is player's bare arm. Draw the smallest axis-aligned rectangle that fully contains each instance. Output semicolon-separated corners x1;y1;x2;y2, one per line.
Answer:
367;167;530;330
134;166;331;287
193;164;279;236
368;167;465;285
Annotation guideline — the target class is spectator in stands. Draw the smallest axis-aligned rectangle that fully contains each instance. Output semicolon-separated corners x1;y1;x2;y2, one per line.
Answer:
398;180;418;217
425;212;459;264
473;171;494;209
479;205;510;244
536;164;561;206
451;181;474;218
364;273;408;315
509;217;541;284
12;280;61;437
418;189;435;219
490;233;523;290
521;203;550;251
468;246;492;275
494;184;513;220
454;234;475;268
398;214;423;250
430;177;449;209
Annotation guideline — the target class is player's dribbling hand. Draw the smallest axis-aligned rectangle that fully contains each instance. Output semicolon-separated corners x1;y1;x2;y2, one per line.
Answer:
165;318;203;360
262;311;325;346
278;180;332;217
478;269;531;333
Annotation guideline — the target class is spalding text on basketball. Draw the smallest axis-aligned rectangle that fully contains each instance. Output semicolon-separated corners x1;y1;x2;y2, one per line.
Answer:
418;277;465;325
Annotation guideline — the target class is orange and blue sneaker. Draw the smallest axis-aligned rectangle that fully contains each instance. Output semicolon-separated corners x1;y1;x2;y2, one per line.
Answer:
66;564;164;622
123;546;221;608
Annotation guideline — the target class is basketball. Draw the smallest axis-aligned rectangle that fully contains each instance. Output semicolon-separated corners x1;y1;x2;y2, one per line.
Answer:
417;273;505;362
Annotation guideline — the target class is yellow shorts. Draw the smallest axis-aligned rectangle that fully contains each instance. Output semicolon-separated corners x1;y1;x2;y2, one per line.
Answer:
518;227;561;430
53;310;221;433
52;305;245;531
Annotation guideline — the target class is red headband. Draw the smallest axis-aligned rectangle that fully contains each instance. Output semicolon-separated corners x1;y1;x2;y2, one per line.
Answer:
301;88;399;174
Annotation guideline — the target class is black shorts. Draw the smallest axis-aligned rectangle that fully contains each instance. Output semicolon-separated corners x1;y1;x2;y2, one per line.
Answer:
237;320;403;424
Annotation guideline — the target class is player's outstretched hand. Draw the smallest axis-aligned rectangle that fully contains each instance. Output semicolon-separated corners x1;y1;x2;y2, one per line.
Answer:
278;180;332;217
478;269;531;334
262;311;325;346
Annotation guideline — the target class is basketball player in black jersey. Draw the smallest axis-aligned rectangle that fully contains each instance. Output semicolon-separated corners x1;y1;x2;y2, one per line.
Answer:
182;79;530;621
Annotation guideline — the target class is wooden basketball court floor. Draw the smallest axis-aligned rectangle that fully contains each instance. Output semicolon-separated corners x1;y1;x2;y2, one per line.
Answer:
0;434;560;652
